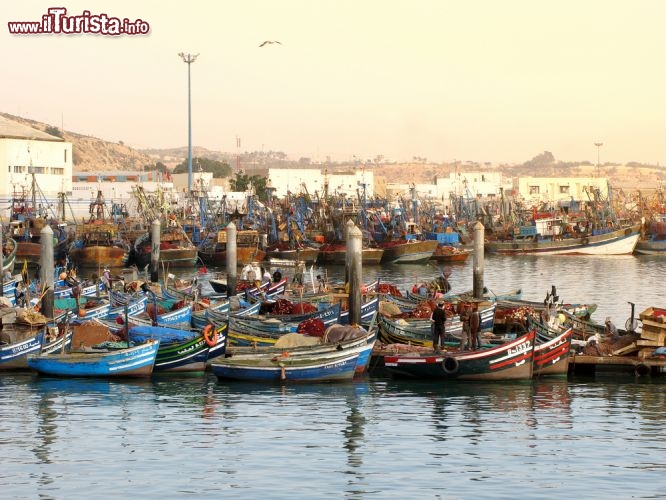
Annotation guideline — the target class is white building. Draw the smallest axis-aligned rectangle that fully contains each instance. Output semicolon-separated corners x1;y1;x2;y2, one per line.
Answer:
267;167;374;198
0;115;72;218
514;176;608;207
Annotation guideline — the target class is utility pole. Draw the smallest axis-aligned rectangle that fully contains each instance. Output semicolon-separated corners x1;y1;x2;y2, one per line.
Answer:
594;142;603;178
178;52;199;193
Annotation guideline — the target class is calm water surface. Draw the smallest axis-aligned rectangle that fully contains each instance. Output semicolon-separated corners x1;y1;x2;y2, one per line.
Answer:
2;254;666;499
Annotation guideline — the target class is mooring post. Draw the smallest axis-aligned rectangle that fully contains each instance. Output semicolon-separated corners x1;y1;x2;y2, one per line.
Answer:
150;219;161;283
226;222;237;297
347;222;363;325
473;221;485;299
40;225;55;319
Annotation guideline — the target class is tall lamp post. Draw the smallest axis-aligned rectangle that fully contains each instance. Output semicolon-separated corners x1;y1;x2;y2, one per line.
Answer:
594;142;603;178
178;52;199;193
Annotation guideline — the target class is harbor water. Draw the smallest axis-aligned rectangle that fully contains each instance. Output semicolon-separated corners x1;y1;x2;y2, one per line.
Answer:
2;254;666;499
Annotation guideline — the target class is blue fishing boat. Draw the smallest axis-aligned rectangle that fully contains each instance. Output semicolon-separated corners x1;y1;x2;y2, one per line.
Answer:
210;348;361;382
27;339;160;378
128;324;225;373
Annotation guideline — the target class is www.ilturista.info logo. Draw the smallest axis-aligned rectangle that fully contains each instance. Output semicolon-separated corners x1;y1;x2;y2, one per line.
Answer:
8;7;150;36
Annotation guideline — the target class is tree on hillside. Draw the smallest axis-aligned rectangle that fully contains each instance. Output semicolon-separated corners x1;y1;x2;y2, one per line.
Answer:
152;161;169;173
45;125;63;138
173;157;232;178
523;151;555;169
229;172;268;201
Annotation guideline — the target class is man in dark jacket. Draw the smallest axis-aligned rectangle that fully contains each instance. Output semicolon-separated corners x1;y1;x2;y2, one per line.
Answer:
431;302;447;352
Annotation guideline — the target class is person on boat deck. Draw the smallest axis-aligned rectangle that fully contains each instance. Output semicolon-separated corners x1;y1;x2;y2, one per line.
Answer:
418;283;428;297
272;269;282;283
605;317;619;338
469;302;481;350
430;302;447;353
459;302;471;350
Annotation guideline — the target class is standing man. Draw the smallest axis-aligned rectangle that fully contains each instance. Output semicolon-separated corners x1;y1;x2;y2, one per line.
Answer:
459;302;471;350
430;302;447;353
470;302;482;350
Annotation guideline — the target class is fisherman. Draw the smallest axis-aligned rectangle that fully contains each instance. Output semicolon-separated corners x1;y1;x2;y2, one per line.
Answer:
470;302;482;350
430;302;447;353
261;267;271;285
605;317;619;339
459;302;471;350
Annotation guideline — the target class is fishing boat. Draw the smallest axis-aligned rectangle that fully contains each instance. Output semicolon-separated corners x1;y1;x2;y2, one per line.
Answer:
223;324;378;377
430;245;472;263
382;330;535;380
198;229;266;266
7;177;70;266
27;339;160;378
378;238;439;264
532;327;573;377
132;225;198;268
0;322;73;370
128;323;227;372
486;222;641;255
317;242;384;265
265;242;320;265
377;303;496;347
68;221;130;268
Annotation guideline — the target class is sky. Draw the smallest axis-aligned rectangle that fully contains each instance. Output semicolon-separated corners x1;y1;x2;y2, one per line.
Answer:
3;0;666;165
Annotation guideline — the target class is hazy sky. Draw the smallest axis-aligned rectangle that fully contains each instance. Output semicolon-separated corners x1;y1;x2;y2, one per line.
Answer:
3;1;666;165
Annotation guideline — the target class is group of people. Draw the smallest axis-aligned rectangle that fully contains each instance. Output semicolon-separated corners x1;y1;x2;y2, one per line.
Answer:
430;300;482;353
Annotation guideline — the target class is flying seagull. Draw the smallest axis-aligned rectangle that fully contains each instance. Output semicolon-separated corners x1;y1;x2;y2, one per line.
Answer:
259;40;282;47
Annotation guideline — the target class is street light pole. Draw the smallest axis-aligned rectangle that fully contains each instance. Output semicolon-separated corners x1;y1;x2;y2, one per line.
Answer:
178;52;199;193
594;142;603;178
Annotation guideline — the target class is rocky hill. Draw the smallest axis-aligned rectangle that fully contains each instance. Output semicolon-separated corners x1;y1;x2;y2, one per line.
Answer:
0;113;153;172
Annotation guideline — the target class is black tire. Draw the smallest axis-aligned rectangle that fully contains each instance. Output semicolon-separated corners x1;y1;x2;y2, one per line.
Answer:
442;356;459;374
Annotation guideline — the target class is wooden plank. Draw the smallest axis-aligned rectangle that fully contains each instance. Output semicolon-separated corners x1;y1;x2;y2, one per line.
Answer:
640;331;666;343
612;342;638;356
641;318;666;330
637;339;664;347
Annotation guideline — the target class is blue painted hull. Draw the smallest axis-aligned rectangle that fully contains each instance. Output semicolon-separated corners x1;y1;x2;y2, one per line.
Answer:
27;340;160;377
211;350;360;382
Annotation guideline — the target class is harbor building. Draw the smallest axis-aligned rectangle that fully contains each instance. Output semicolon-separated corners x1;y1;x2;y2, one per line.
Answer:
0;115;72;219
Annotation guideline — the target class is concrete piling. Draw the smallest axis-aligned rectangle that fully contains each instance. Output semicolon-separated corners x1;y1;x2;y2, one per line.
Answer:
226;222;237;297
346;222;363;325
150;219;161;283
40;225;55;318
473;221;485;299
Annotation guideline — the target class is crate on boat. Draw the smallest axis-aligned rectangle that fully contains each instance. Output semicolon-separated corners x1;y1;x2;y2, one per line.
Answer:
639;307;666;322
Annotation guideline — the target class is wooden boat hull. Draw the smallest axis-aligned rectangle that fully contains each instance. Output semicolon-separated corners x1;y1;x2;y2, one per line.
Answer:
635;238;666;255
430;246;472;262
486;224;641;255
533;328;573;377
27;339;160;377
198;247;266;266
69;245;128;268
129;325;226;372
317;247;384;265
0;326;73;370
266;247;319;264
211;349;362;382
379;240;438;264
224;327;377;376
383;330;535;380
17;240;69;266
